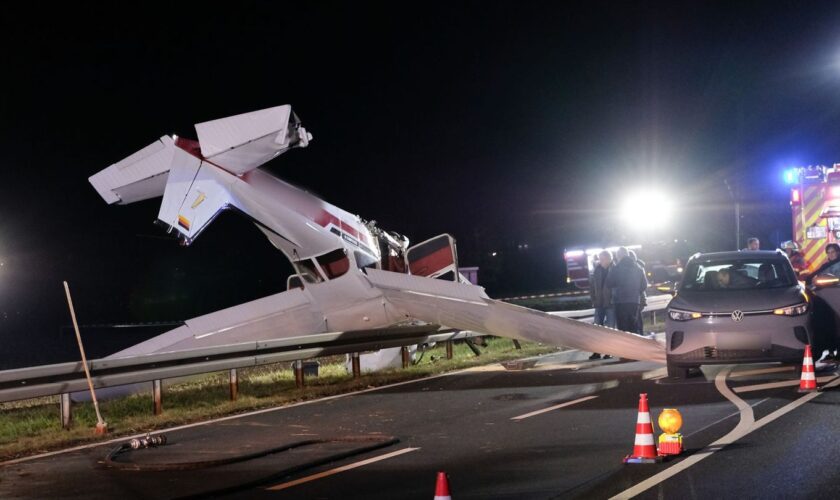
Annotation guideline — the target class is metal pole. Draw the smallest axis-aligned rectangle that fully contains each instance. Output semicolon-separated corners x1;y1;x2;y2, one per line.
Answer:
735;201;741;250
229;368;238;401
294;360;304;388
351;352;361;379
60;393;72;429
401;346;411;369
445;341;453;360
63;281;107;434
153;379;162;415
464;338;482;357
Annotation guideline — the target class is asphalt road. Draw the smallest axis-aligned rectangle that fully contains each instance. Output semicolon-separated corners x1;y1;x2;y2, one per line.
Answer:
2;350;839;499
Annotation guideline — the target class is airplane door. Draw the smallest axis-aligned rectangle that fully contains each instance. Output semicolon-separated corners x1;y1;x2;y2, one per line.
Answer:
406;234;459;281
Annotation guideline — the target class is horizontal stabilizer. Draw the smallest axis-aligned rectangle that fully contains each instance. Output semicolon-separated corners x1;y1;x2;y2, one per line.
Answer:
195;105;312;175
88;136;175;204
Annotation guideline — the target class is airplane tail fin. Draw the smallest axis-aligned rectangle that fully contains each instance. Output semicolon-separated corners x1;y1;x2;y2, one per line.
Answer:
88;105;312;243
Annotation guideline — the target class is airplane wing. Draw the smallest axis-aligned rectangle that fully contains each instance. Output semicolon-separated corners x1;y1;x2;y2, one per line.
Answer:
363;268;666;363
108;287;326;358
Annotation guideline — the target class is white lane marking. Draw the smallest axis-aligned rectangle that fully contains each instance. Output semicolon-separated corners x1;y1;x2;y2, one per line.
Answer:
265;447;420;491
0;360;478;467
749;378;840;431
642;367;668;380
729;366;794;378
733;375;837;393
611;366;751;500
611;373;840;499
510;395;598;421
682;398;769;439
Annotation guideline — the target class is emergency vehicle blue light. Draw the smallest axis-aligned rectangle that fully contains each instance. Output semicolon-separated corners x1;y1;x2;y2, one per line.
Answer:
783;169;797;185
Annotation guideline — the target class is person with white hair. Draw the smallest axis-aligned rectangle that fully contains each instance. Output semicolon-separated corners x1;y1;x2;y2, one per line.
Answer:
588;249;616;359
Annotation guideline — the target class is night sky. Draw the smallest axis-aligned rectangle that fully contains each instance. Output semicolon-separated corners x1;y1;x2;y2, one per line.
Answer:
3;1;840;367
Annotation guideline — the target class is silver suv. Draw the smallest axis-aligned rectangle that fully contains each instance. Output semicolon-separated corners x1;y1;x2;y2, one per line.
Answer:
665;251;811;378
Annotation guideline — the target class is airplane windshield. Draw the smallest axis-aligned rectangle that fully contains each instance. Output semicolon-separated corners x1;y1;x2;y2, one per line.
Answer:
681;259;796;291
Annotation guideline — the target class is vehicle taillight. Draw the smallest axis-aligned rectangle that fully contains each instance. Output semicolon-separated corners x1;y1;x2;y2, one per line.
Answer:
791;188;801;205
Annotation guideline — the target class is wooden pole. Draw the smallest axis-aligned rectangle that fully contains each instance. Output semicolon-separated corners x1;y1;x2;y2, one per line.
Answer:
63;281;107;434
229;368;238;401
153;379;163;415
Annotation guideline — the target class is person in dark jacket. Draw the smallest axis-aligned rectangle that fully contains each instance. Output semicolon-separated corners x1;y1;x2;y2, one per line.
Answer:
589;250;615;359
606;247;648;333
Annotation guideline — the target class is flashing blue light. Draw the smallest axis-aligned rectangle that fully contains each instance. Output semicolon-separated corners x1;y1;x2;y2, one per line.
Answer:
783;169;797;185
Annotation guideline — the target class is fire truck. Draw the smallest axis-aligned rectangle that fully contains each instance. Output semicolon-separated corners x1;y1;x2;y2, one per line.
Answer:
787;164;840;273
563;243;682;290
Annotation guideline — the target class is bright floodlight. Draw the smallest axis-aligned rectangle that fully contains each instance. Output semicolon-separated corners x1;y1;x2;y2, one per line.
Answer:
619;189;673;231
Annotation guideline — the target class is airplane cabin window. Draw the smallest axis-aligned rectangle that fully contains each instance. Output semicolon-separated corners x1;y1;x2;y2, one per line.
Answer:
317;248;351;279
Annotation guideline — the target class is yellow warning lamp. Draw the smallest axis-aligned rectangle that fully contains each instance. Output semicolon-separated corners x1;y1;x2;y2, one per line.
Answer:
657;408;683;456
657;408;683;434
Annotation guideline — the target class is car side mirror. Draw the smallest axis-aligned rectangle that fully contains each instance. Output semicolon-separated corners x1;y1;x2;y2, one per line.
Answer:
812;273;840;289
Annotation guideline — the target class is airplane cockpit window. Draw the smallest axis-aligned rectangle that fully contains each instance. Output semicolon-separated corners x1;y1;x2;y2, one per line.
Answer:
354;250;379;270
317;248;350;279
293;259;323;283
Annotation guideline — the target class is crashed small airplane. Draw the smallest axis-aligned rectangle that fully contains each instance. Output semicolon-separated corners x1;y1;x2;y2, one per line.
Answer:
89;105;665;362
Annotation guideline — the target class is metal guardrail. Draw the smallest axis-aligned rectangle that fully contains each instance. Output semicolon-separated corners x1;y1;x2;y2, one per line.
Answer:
549;293;672;321
0;295;672;405
0;325;475;404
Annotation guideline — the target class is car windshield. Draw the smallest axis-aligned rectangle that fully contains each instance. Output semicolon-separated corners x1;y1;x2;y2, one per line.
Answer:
681;258;797;291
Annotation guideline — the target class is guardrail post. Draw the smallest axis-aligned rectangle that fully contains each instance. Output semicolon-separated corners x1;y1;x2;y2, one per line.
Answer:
445;341;453;360
351;352;361;379
464;338;481;357
153;379;162;415
60;393;72;429
294;360;304;388
229;368;238;401
401;346;411;369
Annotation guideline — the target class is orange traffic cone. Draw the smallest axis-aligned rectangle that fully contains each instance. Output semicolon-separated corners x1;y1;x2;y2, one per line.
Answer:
434;471;452;500
799;345;817;392
624;393;663;463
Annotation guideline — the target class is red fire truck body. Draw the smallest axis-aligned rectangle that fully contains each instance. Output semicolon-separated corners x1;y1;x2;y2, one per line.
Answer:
789;165;840;274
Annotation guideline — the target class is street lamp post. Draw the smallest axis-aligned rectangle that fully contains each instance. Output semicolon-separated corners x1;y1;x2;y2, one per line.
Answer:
724;179;740;249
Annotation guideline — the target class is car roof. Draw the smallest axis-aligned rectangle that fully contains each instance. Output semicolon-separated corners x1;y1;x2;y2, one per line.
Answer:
689;250;785;262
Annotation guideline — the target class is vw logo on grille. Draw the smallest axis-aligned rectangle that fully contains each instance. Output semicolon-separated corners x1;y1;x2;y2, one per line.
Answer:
731;310;744;322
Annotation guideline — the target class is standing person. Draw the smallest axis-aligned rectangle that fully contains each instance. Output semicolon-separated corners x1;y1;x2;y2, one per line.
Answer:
589;250;615;360
606;247;648;334
743;237;760;251
629;250;647;336
781;240;807;276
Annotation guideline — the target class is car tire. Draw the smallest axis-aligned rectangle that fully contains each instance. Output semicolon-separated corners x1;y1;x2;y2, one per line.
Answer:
667;363;690;379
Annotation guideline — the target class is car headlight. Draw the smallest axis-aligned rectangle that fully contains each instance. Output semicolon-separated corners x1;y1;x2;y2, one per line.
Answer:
668;309;702;321
773;302;808;316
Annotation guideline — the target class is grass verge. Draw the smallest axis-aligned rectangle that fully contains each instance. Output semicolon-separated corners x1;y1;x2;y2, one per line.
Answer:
0;338;558;461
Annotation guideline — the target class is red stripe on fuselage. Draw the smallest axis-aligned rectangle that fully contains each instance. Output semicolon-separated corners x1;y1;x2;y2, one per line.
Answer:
174;137;371;246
